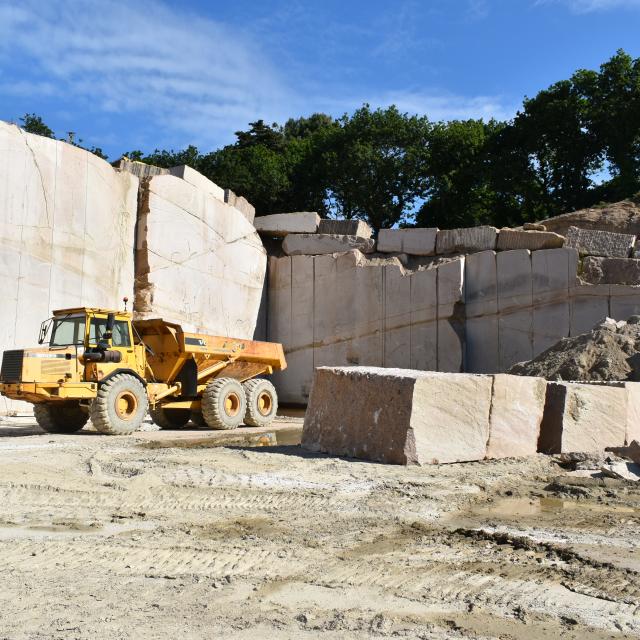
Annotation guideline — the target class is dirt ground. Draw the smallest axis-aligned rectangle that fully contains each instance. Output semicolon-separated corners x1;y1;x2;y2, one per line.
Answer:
0;415;639;639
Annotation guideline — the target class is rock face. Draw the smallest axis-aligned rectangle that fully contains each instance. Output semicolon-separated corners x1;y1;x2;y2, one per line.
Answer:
268;252;465;404
540;198;640;237
378;228;438;255
169;165;225;203
254;212;320;236
582;256;640;285
565;226;635;258
539;382;627;454
0;121;138;369
134;175;266;339
282;234;375;256
302;367;493;464
486;374;547;459
436;226;498;254
318;219;372;238
223;189;255;224
497;229;564;251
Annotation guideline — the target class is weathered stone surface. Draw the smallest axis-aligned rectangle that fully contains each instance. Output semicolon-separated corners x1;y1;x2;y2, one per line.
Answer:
378;228;438;255
436;226;498;254
625;382;640;445
255;212;320;236
134;174;266;339
486;375;547;459
223;188;255;224
465;251;498;373
539;382;627;454
497;229;564;251
523;222;547;231
169;165;225;203
114;158;169;178
582;256;640;285
610;285;640;320
301;367;492;464
565;226;635;258
0;122;139;412
541;199;640;237
282;233;375;256
318;219;372;238
569;283;610;336
497;250;532;371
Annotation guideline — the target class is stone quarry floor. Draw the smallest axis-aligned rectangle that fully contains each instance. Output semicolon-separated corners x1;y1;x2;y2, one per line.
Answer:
0;417;639;639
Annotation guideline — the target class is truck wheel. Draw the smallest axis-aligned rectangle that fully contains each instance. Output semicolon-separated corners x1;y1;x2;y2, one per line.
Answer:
201;377;246;430
90;373;148;435
149;407;190;429
34;403;89;434
243;379;278;427
190;411;206;427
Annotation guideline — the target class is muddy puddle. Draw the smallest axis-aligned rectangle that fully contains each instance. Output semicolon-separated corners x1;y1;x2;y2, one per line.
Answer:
0;519;157;540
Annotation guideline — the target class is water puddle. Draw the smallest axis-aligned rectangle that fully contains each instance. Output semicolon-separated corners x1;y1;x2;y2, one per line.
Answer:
475;497;640;518
0;519;156;540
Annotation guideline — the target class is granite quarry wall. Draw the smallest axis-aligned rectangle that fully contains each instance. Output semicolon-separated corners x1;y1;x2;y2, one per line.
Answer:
0;122;265;412
257;215;640;404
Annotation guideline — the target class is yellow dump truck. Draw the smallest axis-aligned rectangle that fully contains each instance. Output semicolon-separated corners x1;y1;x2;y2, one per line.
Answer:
0;307;286;435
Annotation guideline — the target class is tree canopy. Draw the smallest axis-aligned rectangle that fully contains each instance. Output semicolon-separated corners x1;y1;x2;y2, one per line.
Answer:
19;50;640;232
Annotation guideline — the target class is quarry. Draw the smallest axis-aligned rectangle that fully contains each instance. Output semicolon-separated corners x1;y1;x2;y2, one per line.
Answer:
2;121;640;638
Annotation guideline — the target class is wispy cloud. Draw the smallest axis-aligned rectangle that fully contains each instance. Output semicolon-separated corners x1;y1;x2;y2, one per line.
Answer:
0;0;297;147
0;0;518;151
536;0;640;12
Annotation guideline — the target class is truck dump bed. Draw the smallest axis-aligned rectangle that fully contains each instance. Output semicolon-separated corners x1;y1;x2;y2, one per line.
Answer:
133;318;286;384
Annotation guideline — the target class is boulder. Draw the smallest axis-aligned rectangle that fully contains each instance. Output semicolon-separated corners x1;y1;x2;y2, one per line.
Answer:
282;233;375;256
302;367;493;464
318;219;372;238
497;229;564;251
538;382;627;454
523;222;547;231
377;228;438;255
486;375;547;459
582;256;640;285
436;226;498;254
565;226;635;258
254;212;320;236
134;175;266;339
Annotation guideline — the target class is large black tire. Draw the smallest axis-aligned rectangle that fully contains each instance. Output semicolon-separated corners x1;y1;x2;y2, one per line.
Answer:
149;407;190;429
89;373;148;435
201;377;246;430
34;403;89;434
243;379;278;427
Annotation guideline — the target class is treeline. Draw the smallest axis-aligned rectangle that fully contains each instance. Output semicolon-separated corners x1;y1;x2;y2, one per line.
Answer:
22;50;640;231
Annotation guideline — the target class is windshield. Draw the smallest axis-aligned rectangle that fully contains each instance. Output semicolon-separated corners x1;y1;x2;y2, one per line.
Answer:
49;315;86;346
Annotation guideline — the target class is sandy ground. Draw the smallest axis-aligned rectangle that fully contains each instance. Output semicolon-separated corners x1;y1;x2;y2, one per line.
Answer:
0;415;639;639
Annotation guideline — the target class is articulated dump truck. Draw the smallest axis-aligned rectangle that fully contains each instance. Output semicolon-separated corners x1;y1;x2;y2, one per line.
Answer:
0;307;286;435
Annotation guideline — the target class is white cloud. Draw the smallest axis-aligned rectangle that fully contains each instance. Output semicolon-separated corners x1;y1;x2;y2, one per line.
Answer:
536;0;640;12
0;0;298;147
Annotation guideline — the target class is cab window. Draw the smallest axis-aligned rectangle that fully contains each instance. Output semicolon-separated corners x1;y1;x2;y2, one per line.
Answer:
89;318;131;347
50;315;85;346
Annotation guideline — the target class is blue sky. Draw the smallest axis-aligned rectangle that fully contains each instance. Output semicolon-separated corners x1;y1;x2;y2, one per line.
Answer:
0;0;639;159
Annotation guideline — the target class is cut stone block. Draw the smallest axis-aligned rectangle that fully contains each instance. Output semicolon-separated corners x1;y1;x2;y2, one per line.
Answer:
569;283;610;336
437;258;465;372
497;250;532;371
223;189;256;224
383;265;412;368
301;367;493;465
464;251;498;373
436;226;498;254
135;174;266;339
169;165;225;203
609;285;640;320
497;229;564;251
282;233;375;256
254;212;320;236
318;219;372;238
409;267;438;371
582;256;640;285
486;374;547;459
565;226;635;258
625;382;640;446
114;158;169;178
378;228;438;256
539;382;627;454
523;223;547;231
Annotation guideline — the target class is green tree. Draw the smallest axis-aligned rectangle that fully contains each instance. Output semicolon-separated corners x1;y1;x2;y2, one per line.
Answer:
19;113;54;138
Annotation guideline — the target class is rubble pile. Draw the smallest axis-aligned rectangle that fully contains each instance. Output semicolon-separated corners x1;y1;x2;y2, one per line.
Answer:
510;316;640;381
